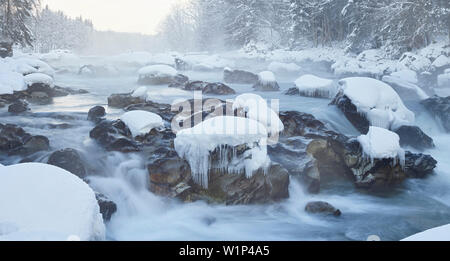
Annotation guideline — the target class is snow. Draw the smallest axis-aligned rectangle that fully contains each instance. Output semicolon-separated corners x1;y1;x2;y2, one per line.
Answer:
120;110;164;137
437;71;450;88
0;68;26;94
338;77;415;130
381;70;429;100
174;116;270;188
357;126;405;164
398;52;432;72
39;50;82;73
233;93;284;135
138;64;177;78
180;54;235;71
0;163;105;241
431;55;450;69
24;73;54;87
131;86;148;98
14;58;55;77
257;71;276;83
294;74;336;98
402;224;450;241
268;61;301;73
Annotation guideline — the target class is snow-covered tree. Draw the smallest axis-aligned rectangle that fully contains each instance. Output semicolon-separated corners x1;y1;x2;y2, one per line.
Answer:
0;0;39;46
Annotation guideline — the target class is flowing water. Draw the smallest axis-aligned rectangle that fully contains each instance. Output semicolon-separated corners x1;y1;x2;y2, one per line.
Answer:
1;57;450;241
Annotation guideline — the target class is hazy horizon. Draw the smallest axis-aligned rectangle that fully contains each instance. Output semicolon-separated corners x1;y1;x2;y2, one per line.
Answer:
41;0;186;35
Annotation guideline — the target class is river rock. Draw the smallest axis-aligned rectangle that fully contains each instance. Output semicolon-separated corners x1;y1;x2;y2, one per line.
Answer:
285;87;301;96
202;82;236;95
404;151;437;178
95;192;117;222
0;41;13;58
421;96;450;132
107;93;145;108
305;201;341;216
8;100;30;114
47;148;87;178
395;125;435;150
88;106;106;123
89;120;139;152
184;81;208;91
168;74;189;88
223;68;258;84
330;94;370;133
28;91;53;105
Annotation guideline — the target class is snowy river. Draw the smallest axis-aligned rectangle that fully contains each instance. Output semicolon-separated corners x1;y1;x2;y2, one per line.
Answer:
1;57;450;241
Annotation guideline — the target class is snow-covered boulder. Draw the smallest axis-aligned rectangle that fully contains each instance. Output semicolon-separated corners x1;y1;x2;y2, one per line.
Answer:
331;77;415;133
357;126;405;163
402;224;450;241
431;55;450;70
267;61;301;74
14;58;55;77
0;69;26;95
120;110;164;137
293;74;336;98
233;93;284;135
137;65;178;85
24;73;54;88
382;70;429;100
174;116;270;189
437;69;450;88
398;52;432;72
223;68;258;84
0;163;105;241
253;71;280;92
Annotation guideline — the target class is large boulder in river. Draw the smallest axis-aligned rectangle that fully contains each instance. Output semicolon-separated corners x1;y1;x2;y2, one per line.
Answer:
89;120;139;152
47;148;87;178
403;151;437;178
394;125;434;150
223;68;258;84
421;96;450;132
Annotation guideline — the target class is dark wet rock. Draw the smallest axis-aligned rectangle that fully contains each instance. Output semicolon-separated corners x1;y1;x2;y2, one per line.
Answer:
125;100;174;122
279;111;327;137
404;151;437;178
330;94;370;134
88;106;106;123
305;201;341;217
285;87;300;96
27;91;53;105
184;81;208;91
47;148;87;178
168;74;189;88
89;120;139;152
253;78;280;92
27;83;54;96
395;125;435;150
8;100;30;114
95;192;117;222
3;132;50;156
0;41;13;58
107;93;145;108
421;96;450;132
203;82;236;95
175;58;190;71
223;68;258;84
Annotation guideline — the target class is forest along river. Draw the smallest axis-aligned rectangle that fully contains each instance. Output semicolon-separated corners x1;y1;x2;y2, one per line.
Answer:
1;66;450;241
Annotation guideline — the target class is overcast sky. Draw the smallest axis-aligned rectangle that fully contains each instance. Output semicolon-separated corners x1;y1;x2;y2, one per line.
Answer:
41;0;185;35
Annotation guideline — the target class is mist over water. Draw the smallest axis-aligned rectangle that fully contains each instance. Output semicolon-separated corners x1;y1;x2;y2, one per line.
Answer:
2;55;447;241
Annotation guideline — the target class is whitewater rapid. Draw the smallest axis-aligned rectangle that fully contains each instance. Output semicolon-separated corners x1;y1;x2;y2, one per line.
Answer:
1;65;449;241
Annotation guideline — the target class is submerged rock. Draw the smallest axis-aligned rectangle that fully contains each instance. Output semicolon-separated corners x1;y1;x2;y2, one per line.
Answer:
0;124;50;156
28;91;52;105
223;68;258;84
421;96;450;132
305;201;341;217
47;148;87;178
395;125;435;150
